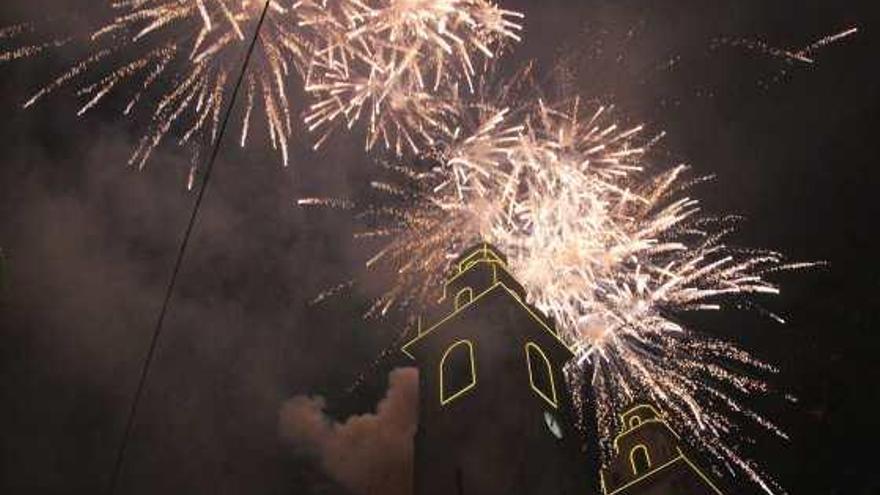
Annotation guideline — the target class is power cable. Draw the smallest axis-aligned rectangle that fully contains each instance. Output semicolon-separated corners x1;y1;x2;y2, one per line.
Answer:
106;2;272;493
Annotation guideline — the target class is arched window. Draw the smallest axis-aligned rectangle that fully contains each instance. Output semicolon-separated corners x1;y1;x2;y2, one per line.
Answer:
630;445;652;475
440;340;476;405
454;287;473;309
525;342;558;408
629;416;642;429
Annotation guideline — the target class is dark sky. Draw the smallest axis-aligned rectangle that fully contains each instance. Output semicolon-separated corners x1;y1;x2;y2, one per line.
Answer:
1;1;878;494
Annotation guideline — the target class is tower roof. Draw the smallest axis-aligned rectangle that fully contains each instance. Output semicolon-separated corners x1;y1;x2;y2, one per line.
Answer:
402;242;572;360
452;242;508;273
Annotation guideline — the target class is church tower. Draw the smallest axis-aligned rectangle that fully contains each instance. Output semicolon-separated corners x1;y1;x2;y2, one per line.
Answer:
600;403;724;495
402;243;592;495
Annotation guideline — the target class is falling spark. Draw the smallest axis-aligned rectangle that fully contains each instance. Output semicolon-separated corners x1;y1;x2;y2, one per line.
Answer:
297;196;354;209
2;1;309;170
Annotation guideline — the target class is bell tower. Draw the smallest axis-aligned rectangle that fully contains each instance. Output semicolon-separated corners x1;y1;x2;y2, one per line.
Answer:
599;403;724;495
403;243;593;495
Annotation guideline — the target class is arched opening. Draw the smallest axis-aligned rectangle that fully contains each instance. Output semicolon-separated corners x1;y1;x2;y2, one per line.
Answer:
440;340;476;405
454;287;473;309
630;444;652;475
525;342;557;408
629;415;642;429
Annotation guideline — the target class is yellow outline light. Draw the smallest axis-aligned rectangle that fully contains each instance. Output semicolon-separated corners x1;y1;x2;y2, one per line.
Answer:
601;403;725;495
454;287;474;310
612;418;680;453
456;243;506;273
619;403;661;425
439;339;477;405
603;454;684;495
629;444;652;475
402;282;573;359
612;403;680;453
525;342;558;408
443;259;504;299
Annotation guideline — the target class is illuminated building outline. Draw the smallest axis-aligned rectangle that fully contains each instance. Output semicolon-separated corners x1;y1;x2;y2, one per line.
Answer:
403;243;730;495
403;243;572;358
600;404;725;495
525;342;558;408
439;339;477;405
454;287;474;309
405;243;587;495
629;444;651;474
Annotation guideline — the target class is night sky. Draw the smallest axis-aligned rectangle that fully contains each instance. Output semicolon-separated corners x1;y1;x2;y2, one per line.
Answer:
1;1;878;494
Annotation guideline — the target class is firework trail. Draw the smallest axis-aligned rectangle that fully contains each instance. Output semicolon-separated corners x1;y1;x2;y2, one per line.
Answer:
1;0;309;173
713;26;858;65
302;0;523;155
305;66;820;492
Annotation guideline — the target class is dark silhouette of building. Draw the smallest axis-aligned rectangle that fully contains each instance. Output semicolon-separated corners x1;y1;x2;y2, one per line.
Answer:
403;243;726;495
402;243;592;495
599;404;723;495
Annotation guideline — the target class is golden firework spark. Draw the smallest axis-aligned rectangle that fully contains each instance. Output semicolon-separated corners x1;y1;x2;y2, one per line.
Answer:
302;0;523;154
2;0;309;174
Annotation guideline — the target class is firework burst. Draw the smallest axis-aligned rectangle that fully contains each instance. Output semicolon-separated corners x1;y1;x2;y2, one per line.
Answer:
315;78;815;492
2;0;309;174
302;0;523;154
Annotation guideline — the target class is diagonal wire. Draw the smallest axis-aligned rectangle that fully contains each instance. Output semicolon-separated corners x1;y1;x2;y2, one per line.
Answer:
106;2;272;493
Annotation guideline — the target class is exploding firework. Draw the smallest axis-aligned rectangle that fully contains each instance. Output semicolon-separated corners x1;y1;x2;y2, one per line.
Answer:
1;0;309;174
302;0;523;154
308;76;816;492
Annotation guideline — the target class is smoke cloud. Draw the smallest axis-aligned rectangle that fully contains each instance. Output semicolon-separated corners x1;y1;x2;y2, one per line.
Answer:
279;367;418;495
